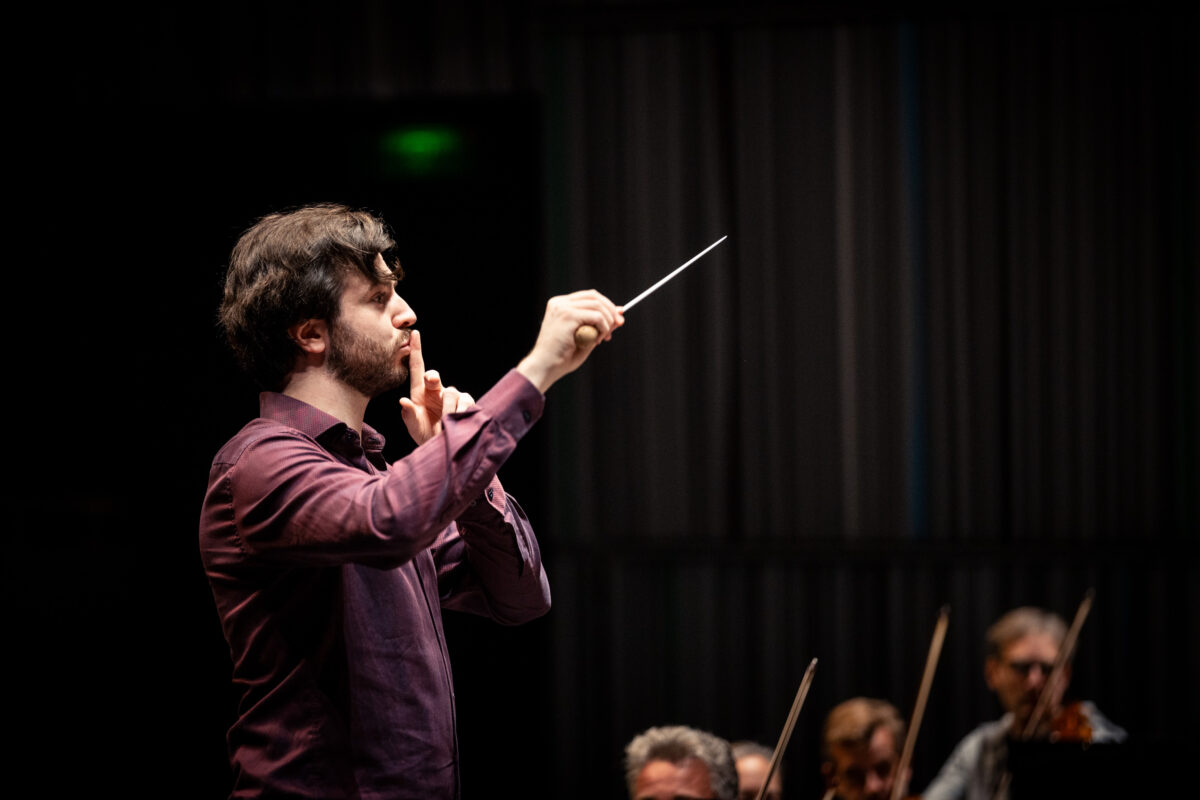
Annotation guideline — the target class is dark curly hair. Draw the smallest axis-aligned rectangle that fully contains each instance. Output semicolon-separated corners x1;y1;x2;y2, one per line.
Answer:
219;203;402;390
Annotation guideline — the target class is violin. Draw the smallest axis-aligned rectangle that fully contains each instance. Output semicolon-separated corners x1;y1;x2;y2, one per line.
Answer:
1046;700;1093;743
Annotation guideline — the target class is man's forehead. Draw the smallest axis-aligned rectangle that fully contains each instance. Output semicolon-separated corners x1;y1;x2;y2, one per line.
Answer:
1003;632;1060;659
831;729;896;764
635;757;713;798
738;753;781;786
866;726;898;759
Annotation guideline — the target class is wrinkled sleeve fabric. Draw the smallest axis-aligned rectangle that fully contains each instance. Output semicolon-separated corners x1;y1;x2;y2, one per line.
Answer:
204;369;545;572
432;474;551;624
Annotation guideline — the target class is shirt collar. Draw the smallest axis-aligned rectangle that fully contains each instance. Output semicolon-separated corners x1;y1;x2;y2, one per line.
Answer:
258;392;387;453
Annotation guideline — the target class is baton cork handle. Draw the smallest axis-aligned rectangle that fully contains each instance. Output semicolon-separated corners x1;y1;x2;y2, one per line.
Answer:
574;324;600;348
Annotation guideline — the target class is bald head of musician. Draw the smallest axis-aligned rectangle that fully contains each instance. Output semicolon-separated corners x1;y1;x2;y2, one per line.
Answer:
982;606;1069;736
731;741;782;800
820;697;907;800
625;725;739;800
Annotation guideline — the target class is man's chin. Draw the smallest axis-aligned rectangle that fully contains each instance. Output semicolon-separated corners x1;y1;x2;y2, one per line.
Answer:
354;369;409;400
378;372;408;397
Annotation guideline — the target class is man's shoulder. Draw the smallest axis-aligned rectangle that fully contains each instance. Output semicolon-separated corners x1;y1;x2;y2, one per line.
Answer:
211;416;317;468
950;717;1009;758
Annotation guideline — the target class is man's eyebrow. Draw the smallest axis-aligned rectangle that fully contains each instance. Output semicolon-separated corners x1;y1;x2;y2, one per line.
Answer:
358;275;397;299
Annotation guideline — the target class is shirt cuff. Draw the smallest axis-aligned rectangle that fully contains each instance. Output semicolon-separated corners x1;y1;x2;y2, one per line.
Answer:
475;367;546;440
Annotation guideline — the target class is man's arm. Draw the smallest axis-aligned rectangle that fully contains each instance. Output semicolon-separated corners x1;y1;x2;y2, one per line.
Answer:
206;289;621;570
431;475;551;625
516;289;624;392
208;370;544;569
410;292;622;618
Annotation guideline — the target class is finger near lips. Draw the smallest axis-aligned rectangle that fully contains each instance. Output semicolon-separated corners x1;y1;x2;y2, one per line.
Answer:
407;330;425;388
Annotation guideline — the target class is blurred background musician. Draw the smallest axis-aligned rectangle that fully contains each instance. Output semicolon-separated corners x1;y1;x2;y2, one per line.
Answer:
732;740;783;800
921;606;1126;800
819;698;907;800
626;725;740;800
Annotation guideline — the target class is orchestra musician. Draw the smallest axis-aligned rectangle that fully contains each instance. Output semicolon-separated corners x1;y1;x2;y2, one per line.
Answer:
920;606;1127;800
625;725;740;800
819;697;909;800
731;740;783;800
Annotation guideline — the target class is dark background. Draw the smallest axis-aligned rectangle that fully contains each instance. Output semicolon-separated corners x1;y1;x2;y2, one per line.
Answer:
9;2;1196;798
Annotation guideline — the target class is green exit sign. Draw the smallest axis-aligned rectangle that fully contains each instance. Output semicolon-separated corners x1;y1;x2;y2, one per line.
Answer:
379;126;466;176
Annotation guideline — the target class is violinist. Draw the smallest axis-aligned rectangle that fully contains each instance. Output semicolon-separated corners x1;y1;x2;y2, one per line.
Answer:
920;606;1126;800
625;725;740;800
820;698;908;800
732;741;784;800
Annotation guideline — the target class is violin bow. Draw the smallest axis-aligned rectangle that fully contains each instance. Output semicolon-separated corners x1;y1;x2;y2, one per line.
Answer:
1020;588;1094;740
991;589;1096;800
754;657;819;800
888;605;951;800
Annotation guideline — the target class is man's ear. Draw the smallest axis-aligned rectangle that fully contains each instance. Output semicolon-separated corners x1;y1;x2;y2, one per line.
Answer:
984;656;1001;690
289;318;329;355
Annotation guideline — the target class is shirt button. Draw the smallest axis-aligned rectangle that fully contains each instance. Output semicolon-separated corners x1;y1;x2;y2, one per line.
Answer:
486;488;494;501
521;410;531;423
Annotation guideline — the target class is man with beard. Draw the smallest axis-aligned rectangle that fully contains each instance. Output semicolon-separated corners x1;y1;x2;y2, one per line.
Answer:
920;606;1126;800
199;204;623;799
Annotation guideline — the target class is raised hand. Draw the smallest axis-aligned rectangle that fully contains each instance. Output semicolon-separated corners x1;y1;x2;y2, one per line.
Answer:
399;330;475;444
516;290;624;393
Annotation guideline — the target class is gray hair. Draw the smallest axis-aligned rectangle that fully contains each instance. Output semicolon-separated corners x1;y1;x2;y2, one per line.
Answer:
625;725;738;800
985;606;1067;659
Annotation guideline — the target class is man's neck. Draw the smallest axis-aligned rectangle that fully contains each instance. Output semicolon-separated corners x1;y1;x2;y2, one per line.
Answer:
282;368;370;433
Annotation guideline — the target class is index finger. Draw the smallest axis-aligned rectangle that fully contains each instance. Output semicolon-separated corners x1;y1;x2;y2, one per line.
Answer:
407;329;425;393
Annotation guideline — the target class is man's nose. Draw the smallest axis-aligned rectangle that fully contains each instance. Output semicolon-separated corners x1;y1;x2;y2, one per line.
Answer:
391;295;417;328
1027;664;1048;686
865;771;888;798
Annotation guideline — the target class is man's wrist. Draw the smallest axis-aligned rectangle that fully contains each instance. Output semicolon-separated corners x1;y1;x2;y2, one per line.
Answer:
516;354;554;394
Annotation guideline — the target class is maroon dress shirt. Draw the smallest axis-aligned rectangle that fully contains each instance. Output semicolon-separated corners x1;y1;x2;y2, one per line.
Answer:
199;369;551;799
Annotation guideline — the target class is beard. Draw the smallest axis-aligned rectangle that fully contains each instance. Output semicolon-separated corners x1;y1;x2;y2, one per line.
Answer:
326;321;409;398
